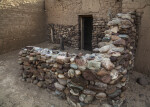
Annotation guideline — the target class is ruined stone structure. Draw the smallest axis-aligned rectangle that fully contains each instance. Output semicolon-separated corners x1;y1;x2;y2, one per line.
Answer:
0;0;46;54
0;0;150;74
45;0;150;75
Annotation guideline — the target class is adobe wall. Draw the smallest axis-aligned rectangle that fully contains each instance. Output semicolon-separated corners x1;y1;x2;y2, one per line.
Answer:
0;0;47;54
45;0;122;49
122;0;150;75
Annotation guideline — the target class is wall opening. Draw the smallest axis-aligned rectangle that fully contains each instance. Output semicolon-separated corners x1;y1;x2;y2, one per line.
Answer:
79;15;93;51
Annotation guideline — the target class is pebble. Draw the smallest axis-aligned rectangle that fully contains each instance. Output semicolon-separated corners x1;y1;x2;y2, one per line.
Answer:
70;89;80;96
75;70;81;76
102;58;115;71
111;35;121;41
57;78;67;86
113;38;126;46
54;82;65;91
96;92;107;99
58;74;65;79
95;81;107;88
83;89;96;95
79;94;86;102
84;95;94;104
110;69;119;80
97;68;109;76
68;69;75;78
108;89;122;98
70;64;78;69
101;75;111;84
37;81;43;88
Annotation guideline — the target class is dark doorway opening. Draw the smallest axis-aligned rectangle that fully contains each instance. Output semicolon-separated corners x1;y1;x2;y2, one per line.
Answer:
80;15;93;51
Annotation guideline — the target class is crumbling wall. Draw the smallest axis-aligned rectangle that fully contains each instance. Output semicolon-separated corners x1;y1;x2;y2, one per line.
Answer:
45;0;122;49
0;0;46;54
122;0;150;75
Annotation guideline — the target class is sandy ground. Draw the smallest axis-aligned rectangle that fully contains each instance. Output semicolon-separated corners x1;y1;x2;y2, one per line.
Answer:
0;41;150;107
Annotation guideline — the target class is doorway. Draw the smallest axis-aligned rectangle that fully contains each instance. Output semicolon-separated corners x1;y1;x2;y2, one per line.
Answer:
80;15;93;51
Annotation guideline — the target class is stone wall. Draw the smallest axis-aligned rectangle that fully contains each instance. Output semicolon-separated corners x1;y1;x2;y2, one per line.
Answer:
122;0;150;75
0;0;46;54
46;0;122;49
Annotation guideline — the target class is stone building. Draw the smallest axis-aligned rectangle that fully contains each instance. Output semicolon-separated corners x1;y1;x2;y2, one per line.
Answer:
0;0;150;74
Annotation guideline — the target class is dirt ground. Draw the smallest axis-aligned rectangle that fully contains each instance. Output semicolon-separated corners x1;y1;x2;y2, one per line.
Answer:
0;41;150;107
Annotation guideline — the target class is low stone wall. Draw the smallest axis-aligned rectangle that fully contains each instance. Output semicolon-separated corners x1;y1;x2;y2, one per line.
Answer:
19;13;137;106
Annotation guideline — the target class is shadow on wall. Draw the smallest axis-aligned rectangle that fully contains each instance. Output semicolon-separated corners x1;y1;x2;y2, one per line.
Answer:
0;0;47;54
135;6;150;75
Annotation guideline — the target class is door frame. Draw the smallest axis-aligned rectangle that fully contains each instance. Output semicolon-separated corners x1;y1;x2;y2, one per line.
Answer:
79;15;93;50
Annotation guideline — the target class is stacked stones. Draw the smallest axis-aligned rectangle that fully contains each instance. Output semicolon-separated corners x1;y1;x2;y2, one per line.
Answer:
48;24;79;48
19;13;136;107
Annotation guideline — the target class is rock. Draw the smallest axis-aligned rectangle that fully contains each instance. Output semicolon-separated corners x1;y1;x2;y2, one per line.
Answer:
95;81;107;89
111;52;121;57
102;58;115;71
70;63;78;69
79;94;86;102
111;47;124;53
54;82;65;91
136;77;149;86
108;89;122;98
56;56;66;64
82;70;96;81
106;87;117;95
110;69;119;80
68;69;75;78
117;13;132;20
118;34;129;39
75;70;81;76
84;95;94;104
57;70;63;74
67;82;84;90
75;59;86;67
98;42;108;48
99;45;111;53
96;92;107;99
102;37;111;42
58;74;65;79
83;89;96;95
110;26;119;33
113;38;126;46
57;78;67;86
78;66;86;71
93;48;99;53
111;35;121;41
87;60;101;70
121;76;127;82
70;89;80;96
37;81;43;88
97;68;109;76
88;85;106;92
71;76;89;87
107;18;121;26
101;75;111;84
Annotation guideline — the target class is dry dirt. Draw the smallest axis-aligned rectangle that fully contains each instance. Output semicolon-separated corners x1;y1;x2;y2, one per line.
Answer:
0;41;150;107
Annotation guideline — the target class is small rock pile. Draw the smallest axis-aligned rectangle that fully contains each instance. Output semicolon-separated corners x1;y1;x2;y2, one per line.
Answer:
18;12;137;107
